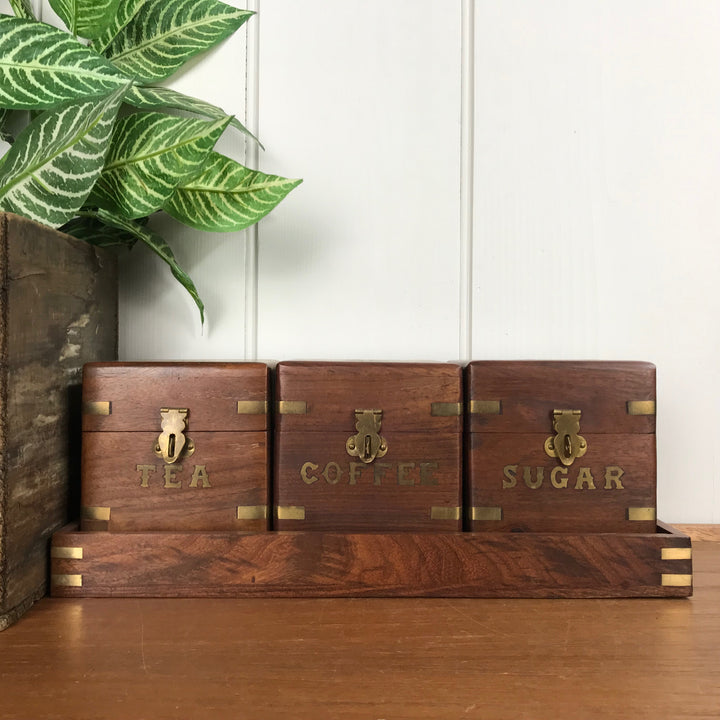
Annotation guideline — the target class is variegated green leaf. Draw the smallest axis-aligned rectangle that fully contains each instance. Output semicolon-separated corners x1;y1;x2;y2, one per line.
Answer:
49;0;122;40
68;208;205;322
0;16;131;109
90;0;145;54
9;0;35;20
0;86;127;227
89;112;230;218
124;85;262;148
0;108;12;142
103;0;252;83
61;210;144;248
164;152;302;232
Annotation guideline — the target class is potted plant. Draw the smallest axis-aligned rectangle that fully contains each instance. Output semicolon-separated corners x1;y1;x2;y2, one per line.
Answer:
0;0;300;321
0;0;299;629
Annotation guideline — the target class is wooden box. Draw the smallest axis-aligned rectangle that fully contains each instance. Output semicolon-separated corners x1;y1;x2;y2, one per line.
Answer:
81;362;269;532
466;361;657;533
273;362;463;531
49;522;693;599
0;213;117;631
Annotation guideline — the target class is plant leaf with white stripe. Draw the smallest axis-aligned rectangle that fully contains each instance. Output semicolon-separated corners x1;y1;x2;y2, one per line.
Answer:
0;108;12;142
88;112;230;218
163;152;302;232
67;207;205;322
61;209;144;248
49;0;122;40
0;86;127;227
0;16;131;109
90;0;145;54
103;0;252;83
124;85;262;148
9;0;35;20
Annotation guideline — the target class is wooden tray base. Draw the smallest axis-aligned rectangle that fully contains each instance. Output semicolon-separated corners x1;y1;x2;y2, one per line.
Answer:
49;522;692;599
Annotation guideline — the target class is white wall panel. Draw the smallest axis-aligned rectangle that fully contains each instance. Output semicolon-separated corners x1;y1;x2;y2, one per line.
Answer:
255;0;463;361
473;1;720;522
7;1;719;521
17;0;251;361
118;0;252;361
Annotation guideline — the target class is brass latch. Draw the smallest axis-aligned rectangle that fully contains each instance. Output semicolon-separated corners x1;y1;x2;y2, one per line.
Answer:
544;409;587;467
346;409;388;464
155;408;195;465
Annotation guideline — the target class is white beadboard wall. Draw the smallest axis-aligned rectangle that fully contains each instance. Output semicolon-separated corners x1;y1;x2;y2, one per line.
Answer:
20;1;720;523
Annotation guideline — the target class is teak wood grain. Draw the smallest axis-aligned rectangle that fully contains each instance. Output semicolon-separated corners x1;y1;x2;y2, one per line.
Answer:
466;433;656;533
3;532;718;720
81;431;269;532
275;361;463;433
81;363;270;532
274;431;462;531
466;361;656;534
50;523;692;599
465;361;656;434
274;362;463;531
82;362;269;432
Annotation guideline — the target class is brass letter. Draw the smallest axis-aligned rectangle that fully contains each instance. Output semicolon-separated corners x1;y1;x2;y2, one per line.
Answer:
322;461;343;485
373;462;391;486
300;462;320;485
550;466;569;489
348;462;363;485
574;467;596;490
137;464;156;488
397;462;416;486
189;465;211;488
420;462;439;486
502;465;518;489
604;465;625;490
524;466;544;489
164;464;182;489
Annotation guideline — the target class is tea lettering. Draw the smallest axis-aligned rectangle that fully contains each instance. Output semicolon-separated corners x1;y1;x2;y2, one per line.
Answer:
136;463;212;488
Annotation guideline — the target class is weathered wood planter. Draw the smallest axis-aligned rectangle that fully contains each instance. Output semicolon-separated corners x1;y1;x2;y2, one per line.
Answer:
0;213;117;630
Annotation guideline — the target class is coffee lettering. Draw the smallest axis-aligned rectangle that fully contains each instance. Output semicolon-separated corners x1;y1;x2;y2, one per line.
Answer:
604;465;625;490
301;462;320;485
322;461;343;485
189;464;210;488
574;467;596;490
397;462;416;486
374;462;392;486
348;462;363;485
296;460;442;487
502;465;518;489
420;462;439;486
137;464;156;488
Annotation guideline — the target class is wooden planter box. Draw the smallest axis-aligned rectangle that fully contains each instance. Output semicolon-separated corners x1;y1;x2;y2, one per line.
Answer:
50;522;692;599
0;213;117;630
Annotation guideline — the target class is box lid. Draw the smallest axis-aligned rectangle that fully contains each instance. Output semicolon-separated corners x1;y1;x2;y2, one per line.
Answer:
82;362;269;432
275;362;463;433
466;361;655;434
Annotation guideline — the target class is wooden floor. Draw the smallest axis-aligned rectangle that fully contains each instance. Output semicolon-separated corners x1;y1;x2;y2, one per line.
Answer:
0;528;718;720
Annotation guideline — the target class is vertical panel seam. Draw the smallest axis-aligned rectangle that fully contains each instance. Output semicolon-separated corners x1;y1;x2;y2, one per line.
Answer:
459;0;475;362
244;0;261;360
